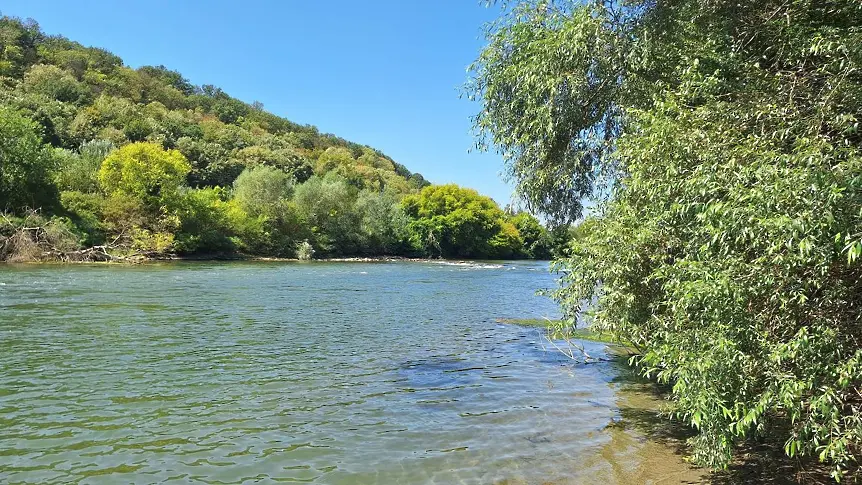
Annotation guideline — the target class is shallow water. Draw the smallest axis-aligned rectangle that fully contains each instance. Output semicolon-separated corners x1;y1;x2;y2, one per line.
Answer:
0;261;702;484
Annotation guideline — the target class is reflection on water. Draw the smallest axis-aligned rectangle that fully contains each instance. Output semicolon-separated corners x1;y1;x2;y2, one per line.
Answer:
0;261;703;484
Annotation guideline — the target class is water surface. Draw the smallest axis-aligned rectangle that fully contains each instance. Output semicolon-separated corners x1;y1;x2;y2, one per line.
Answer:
0;261;702;484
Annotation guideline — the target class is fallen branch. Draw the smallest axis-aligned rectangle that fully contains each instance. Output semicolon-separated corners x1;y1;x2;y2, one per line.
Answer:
1;216;153;263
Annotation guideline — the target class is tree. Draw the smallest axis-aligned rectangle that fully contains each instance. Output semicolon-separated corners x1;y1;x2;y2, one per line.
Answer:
174;187;235;253
54;139;114;193
21;64;91;104
0;12;441;260
0;106;58;212
0;16;40;78
355;189;411;255
122;118;152;142
95;142;190;253
137;65;195;95
473;0;862;478
316;146;355;174
8;90;79;148
293;174;361;255
401;184;521;259
98;142;190;205
510;212;550;259
232;165;294;217
467;1;636;224
232;145;312;182
175;137;238;188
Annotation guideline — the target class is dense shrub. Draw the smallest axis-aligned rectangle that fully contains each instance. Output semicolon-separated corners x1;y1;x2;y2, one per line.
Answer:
471;0;862;477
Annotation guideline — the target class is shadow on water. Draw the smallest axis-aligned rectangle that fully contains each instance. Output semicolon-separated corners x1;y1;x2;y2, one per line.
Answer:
606;358;695;453
579;357;704;484
604;356;839;485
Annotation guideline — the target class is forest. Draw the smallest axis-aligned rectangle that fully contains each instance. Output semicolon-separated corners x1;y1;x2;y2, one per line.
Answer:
0;15;564;262
471;0;861;480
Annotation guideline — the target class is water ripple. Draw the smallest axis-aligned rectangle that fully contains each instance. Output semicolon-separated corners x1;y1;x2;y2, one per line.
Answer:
0;261;700;484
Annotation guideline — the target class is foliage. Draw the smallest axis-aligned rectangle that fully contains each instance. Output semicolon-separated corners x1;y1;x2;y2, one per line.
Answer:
509;211;551;259
467;0;634;224
59;190;106;246
231;166;303;256
97;142;189;254
174;187;235;253
0;105;58;212
475;0;862;478
293;174;362;256
296;240;315;260
401;184;521;259
495;318;624;345
0;13;551;261
98;142;190;205
22;64;90;104
54;139;114;193
0;14;424;190
232;165;294;217
355;189;411;255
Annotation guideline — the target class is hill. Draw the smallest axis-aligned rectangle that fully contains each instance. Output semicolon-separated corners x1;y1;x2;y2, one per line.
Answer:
0;15;559;260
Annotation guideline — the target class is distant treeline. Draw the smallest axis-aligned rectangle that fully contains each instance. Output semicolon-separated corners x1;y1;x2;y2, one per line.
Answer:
0;16;566;261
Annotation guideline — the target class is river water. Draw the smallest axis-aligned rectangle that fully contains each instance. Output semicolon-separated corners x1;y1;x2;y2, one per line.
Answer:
0;261;703;484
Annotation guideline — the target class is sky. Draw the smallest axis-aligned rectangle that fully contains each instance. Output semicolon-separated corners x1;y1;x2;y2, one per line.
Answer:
0;0;520;206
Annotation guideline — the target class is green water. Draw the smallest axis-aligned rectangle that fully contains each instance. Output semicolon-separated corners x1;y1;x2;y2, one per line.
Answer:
0;261;701;484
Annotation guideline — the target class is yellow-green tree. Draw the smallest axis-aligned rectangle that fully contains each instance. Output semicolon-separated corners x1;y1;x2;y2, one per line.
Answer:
98;142;190;205
97;142;191;252
402;184;522;259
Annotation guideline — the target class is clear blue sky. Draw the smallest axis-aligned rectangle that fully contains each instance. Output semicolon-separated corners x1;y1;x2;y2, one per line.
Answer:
1;0;520;206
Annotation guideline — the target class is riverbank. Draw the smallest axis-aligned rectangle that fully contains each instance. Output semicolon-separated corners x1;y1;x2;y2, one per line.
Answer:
0;249;507;265
171;254;434;263
498;317;845;484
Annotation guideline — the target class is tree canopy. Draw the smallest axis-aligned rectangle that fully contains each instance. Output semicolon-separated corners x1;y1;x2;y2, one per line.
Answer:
98;142;190;203
402;184;524;259
472;0;862;478
0;105;58;212
0;14;559;261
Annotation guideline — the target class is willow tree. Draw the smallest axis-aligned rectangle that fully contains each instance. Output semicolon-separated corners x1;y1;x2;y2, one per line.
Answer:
470;0;862;478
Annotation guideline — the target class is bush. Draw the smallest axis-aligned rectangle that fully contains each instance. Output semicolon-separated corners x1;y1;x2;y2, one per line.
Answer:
54;139;114;193
296;240;315;260
21;64;91;105
232;165;294;217
472;0;862;477
355;189;411;255
60;190;106;246
293;174;361;256
401;184;520;259
223;200;267;254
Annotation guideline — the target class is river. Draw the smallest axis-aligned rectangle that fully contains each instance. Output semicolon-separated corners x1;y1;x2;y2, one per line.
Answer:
0;261;703;484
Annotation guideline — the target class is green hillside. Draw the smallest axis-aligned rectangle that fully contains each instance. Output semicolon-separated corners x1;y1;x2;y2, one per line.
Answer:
0;15;559;261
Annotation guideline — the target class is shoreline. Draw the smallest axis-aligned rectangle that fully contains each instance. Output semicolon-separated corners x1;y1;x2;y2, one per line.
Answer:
1;253;544;265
